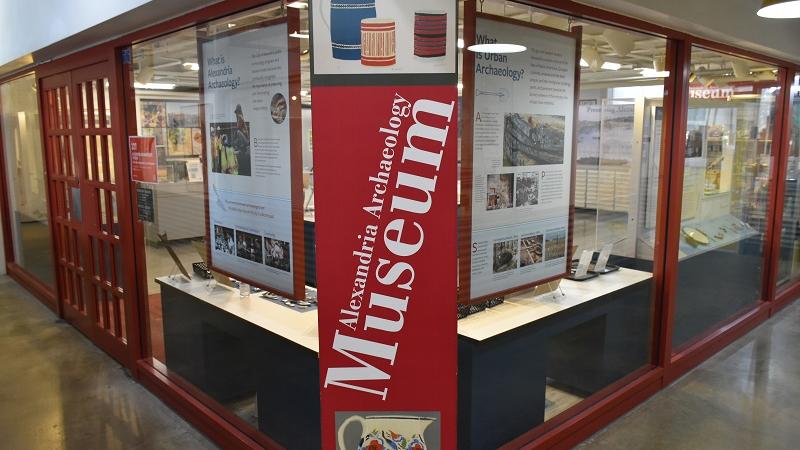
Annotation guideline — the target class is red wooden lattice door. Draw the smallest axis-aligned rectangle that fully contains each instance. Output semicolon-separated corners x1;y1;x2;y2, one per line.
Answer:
40;61;140;367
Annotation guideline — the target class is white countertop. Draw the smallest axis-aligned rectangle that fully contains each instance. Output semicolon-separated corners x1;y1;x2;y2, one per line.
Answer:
456;268;653;342
158;267;652;352
157;276;320;353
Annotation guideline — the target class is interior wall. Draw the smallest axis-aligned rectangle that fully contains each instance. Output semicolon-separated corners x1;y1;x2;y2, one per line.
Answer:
576;0;800;64
0;0;152;66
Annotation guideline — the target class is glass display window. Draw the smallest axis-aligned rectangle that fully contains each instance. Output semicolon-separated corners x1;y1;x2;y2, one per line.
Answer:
777;73;800;288
670;48;780;351
130;4;320;448
1;73;56;288
455;2;668;447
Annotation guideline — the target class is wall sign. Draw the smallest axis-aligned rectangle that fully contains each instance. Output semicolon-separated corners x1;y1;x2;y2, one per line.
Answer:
461;14;580;301
311;1;458;448
129;136;158;183
136;186;155;223
200;17;305;298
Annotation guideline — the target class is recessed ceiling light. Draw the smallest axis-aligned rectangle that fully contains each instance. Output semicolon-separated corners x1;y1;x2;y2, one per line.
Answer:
601;62;621;71
290;31;310;39
182;62;199;71
579;58;589;68
467;43;526;54
457;38;464;49
757;0;800;18
638;68;670;78
227;23;236;28
300;90;310;97
287;1;308;8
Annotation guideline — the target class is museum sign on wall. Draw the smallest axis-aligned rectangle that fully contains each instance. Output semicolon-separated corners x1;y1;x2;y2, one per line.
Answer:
311;1;458;448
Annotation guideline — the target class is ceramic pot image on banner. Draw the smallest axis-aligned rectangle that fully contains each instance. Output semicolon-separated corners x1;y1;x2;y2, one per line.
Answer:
361;18;396;66
324;0;377;60
413;10;447;58
338;415;436;450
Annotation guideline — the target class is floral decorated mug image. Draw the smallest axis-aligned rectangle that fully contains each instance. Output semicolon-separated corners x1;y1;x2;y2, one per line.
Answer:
337;415;436;450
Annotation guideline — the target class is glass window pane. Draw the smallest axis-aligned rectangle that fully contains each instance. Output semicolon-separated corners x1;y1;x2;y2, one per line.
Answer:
671;48;779;350
455;2;664;447
1;74;56;288
777;73;800;287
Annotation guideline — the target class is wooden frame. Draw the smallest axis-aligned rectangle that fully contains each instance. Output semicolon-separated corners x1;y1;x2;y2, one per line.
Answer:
458;8;582;304
199;13;306;300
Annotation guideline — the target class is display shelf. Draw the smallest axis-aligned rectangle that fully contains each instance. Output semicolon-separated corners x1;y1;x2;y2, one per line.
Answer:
457;268;653;342
156;276;319;352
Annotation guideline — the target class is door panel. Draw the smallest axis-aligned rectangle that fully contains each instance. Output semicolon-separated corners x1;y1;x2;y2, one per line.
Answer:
40;60;137;367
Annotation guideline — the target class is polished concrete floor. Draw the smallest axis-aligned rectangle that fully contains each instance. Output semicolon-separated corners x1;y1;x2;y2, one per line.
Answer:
579;301;800;450
1;273;799;449
0;276;216;450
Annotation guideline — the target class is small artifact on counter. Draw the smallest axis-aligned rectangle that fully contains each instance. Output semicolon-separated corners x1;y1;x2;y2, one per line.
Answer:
682;226;710;246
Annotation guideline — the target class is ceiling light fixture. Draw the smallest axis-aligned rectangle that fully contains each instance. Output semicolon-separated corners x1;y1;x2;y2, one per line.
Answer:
579;58;589;68
134;82;176;90
467;43;526;53
227;23;236;28
290;31;310;39
601;62;621;71
638;68;670;78
301;90;310;97
287;1;308;8
182;62;199;71
757;0;800;18
457;38;465;49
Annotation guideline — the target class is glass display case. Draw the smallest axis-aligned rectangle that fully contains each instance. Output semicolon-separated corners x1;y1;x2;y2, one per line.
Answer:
670;47;779;350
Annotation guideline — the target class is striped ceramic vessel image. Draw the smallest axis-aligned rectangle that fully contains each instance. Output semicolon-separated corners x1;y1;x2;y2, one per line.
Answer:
413;10;447;58
361;18;396;66
325;0;377;60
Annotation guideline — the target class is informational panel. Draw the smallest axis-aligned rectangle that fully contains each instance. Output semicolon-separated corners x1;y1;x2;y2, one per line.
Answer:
312;1;458;449
466;15;578;300
201;20;303;297
128;136;158;183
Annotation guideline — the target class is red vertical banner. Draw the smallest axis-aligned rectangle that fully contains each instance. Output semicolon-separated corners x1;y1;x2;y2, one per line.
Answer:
128;136;158;183
311;0;459;446
313;84;458;450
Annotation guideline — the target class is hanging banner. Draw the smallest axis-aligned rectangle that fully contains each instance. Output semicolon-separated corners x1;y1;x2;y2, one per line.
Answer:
200;18;304;298
129;136;158;183
311;1;457;449
463;14;580;301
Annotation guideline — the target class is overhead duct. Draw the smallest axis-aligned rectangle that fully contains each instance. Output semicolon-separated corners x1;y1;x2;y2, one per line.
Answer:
582;45;603;71
603;29;634;56
653;55;666;72
731;60;750;78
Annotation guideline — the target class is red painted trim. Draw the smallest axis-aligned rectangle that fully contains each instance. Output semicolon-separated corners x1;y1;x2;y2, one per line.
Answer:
136;360;268;450
763;70;792;299
765;69;797;302
774;279;800;311
517;368;664;450
665;302;770;382
655;39;692;368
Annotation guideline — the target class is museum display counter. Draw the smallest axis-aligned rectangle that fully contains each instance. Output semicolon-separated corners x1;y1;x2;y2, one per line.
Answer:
157;266;652;450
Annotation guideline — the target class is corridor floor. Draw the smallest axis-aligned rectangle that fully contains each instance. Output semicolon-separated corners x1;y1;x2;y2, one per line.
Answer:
0;276;216;450
1;273;798;449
